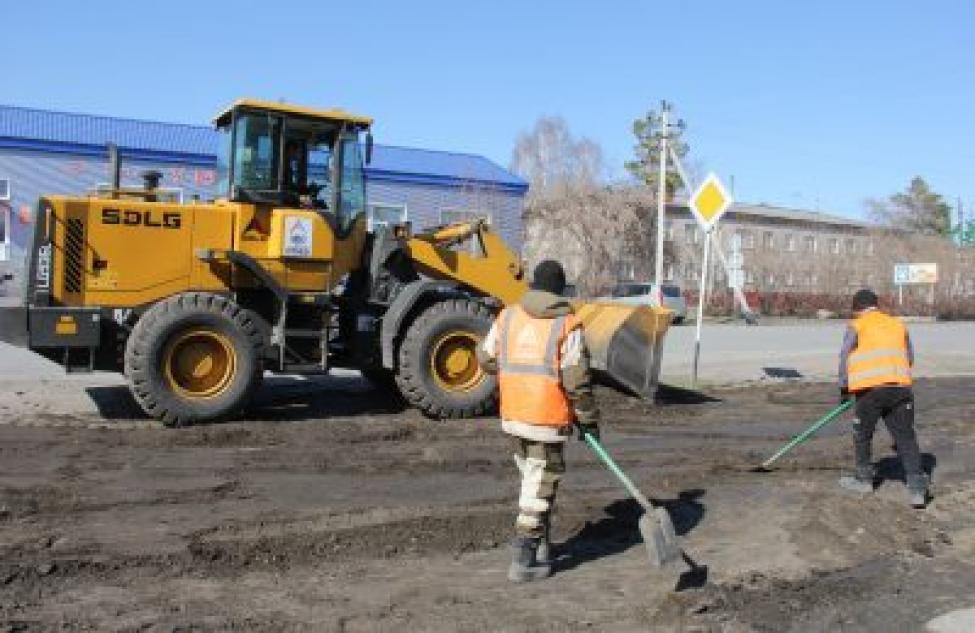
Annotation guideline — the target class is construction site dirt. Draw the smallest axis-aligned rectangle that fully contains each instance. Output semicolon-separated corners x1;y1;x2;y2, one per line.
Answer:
2;375;974;632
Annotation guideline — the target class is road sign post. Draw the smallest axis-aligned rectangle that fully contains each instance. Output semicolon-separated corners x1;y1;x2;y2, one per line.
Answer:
688;173;733;387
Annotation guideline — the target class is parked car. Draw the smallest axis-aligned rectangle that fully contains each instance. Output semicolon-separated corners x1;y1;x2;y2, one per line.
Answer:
605;282;687;324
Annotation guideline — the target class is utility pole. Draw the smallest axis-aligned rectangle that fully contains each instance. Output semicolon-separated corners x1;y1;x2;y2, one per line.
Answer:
654;101;670;292
958;197;965;242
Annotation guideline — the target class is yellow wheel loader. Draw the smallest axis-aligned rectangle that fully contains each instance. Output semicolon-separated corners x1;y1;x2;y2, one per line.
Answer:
0;99;671;426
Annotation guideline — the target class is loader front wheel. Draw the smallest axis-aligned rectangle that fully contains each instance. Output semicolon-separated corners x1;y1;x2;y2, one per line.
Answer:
396;299;497;419
124;292;264;427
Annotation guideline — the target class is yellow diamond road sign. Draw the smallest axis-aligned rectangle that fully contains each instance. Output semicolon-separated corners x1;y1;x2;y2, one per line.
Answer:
689;173;733;231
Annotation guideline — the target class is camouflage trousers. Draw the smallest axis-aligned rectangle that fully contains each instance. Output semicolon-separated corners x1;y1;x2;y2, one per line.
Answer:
512;438;566;538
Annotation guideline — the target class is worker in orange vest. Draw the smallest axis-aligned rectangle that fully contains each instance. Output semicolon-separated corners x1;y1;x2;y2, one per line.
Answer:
838;289;928;507
478;260;600;583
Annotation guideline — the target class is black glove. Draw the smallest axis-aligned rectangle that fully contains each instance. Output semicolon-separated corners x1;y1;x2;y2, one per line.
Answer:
839;387;851;404
576;422;600;442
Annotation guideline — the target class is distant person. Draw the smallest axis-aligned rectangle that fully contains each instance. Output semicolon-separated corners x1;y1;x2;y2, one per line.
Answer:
838;289;928;508
478;260;600;582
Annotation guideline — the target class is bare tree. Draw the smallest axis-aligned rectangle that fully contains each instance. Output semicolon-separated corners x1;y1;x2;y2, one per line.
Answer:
510;116;605;199
524;185;665;296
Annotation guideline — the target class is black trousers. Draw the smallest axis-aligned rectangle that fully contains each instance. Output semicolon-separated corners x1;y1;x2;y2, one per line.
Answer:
853;386;923;479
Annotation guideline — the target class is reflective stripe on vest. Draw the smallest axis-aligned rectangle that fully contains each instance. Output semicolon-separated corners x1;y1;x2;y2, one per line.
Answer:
497;305;575;427
847;311;912;392
499;309;565;378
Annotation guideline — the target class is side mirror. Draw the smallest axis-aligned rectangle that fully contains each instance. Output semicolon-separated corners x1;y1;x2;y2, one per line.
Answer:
365;132;374;165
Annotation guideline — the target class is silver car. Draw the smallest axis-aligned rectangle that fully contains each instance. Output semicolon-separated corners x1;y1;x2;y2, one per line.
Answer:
608;282;687;324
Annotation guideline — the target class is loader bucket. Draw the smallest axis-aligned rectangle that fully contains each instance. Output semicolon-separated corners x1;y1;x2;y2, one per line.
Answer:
573;303;672;400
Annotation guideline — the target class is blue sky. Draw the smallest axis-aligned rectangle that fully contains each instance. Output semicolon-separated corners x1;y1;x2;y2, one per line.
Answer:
3;1;973;219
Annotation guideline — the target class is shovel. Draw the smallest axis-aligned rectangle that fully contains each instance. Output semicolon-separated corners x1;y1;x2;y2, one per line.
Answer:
577;425;682;568
754;399;855;471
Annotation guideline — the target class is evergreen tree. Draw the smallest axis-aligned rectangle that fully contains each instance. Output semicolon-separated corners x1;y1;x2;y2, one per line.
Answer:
868;177;953;236
624;109;689;194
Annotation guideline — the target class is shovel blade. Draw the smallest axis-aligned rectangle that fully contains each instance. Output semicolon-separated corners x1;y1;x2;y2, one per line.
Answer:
639;508;681;568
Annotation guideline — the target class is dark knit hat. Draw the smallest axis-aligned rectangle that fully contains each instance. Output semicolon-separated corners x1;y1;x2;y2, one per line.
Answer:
531;260;567;295
851;288;879;312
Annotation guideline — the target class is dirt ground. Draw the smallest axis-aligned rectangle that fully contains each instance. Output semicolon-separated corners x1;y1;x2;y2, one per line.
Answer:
2;375;975;632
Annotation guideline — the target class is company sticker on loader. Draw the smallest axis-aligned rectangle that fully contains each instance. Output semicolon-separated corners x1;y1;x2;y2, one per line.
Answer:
36;244;52;290
283;216;314;258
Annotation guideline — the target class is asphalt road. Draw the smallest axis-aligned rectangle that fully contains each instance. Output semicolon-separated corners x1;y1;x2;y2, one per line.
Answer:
0;320;972;419
661;320;975;387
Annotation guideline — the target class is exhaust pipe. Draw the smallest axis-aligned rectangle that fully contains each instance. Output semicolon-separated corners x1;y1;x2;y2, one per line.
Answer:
107;143;121;199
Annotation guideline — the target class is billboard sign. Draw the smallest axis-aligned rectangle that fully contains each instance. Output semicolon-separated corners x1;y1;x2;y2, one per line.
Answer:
894;263;938;285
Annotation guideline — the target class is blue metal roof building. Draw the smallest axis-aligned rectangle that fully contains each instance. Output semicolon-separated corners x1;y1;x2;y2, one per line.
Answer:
0;104;527;289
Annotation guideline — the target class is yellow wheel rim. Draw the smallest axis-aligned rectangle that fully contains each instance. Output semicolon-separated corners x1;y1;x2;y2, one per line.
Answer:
429;331;484;393
163;329;237;400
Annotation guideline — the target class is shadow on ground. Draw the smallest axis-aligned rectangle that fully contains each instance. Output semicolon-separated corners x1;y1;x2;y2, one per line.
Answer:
655;384;722;405
554;489;707;586
86;374;407;423
762;366;804;380
875;452;938;484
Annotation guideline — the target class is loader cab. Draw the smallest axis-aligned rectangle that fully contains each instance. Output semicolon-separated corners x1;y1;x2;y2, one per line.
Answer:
213;99;373;233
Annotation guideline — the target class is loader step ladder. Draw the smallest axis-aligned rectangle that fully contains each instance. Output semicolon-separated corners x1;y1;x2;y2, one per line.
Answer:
62;346;96;373
273;292;334;374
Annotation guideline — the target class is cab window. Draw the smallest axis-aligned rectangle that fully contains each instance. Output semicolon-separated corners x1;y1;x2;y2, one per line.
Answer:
232;113;282;192
337;133;365;232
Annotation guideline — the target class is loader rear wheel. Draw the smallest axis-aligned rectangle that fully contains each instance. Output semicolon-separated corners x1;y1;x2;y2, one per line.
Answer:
124;292;264;427
396;299;497;419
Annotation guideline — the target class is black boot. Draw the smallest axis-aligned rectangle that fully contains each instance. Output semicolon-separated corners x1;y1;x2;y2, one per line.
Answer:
507;536;552;583
907;473;929;509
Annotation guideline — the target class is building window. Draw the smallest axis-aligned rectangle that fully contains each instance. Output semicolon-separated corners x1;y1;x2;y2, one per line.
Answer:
745;269;755;285
786;271;795;286
763;231;774;250
685;223;699;244
368;203;407;231
664;220;674;241
804;235;817;253
738;230;755;250
846;238;857;254
866;241;875;256
618;261;636;281
665;263;676;282
829;238;839;254
784;233;796;252
0;178;9;201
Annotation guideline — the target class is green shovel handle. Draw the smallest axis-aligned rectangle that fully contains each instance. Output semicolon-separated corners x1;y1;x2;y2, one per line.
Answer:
578;426;654;511
761;399;855;469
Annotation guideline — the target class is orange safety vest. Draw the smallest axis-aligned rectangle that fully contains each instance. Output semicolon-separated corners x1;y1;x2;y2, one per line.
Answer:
846;310;912;393
496;304;580;427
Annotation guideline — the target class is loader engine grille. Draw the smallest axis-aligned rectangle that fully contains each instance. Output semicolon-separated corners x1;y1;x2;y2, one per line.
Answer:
64;218;85;294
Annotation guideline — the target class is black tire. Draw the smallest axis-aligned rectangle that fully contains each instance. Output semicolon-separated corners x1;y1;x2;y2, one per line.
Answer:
395;298;498;419
124;292;264;427
672;316;685;325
